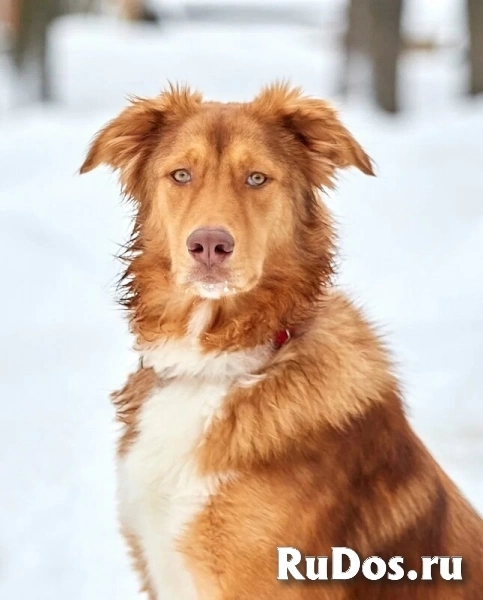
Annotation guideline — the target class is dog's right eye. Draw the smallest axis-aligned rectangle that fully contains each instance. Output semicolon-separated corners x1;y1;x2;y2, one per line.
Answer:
246;172;268;187
171;169;192;184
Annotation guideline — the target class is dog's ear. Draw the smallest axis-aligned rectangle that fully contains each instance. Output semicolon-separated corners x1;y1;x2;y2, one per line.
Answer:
252;83;374;187
80;85;202;195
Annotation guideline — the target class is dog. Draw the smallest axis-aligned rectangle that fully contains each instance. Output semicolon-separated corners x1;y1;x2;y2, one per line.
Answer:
80;83;483;599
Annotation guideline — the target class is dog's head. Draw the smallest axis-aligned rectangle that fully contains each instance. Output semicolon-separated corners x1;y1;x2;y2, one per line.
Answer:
81;84;373;338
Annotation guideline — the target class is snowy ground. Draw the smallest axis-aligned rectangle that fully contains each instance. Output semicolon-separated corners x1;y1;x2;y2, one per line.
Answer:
0;5;482;600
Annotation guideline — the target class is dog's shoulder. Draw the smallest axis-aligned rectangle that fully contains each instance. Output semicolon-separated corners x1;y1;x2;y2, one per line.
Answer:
305;289;387;355
285;289;398;411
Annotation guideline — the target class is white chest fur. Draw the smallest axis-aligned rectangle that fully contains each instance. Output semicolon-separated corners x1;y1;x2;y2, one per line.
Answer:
118;323;271;600
119;377;231;599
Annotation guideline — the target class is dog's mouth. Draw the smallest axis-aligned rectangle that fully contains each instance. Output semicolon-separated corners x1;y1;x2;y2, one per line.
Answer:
184;268;238;299
179;262;261;300
192;279;238;299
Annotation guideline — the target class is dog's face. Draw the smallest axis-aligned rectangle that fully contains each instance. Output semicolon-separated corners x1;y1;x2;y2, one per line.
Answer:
81;84;373;304
140;106;297;299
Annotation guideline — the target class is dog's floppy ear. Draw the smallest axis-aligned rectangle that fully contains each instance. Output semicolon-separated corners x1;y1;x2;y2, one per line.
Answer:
253;83;374;187
80;85;202;195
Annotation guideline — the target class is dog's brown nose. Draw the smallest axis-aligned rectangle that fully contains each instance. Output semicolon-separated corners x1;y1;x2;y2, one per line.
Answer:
186;227;235;267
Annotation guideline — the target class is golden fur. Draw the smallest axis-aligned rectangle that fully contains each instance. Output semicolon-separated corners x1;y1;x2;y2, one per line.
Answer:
81;83;483;599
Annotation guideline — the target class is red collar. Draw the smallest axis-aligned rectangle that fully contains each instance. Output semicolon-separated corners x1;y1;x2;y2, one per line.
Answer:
273;328;293;349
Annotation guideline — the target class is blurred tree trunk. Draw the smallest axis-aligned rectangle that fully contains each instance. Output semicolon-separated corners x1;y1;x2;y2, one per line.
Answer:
468;0;483;95
341;0;403;113
369;0;403;113
120;0;140;20
120;0;158;22
1;0;19;31
12;0;65;103
340;0;372;96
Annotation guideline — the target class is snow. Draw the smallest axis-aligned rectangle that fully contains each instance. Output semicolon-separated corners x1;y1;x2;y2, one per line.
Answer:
0;6;482;600
49;15;341;109
403;0;467;46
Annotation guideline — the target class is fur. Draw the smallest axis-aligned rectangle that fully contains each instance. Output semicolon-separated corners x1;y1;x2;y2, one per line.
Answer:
81;83;483;599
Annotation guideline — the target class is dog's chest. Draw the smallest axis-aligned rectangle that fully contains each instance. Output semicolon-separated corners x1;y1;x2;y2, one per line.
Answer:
118;376;230;599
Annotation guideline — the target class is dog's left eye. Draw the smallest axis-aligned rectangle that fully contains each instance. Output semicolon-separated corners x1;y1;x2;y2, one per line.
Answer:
171;169;192;184
246;172;268;187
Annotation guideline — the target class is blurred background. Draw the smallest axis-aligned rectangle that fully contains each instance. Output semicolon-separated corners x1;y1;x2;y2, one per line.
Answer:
0;1;482;598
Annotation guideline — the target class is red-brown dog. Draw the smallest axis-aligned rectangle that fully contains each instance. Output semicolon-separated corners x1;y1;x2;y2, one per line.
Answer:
81;84;483;599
